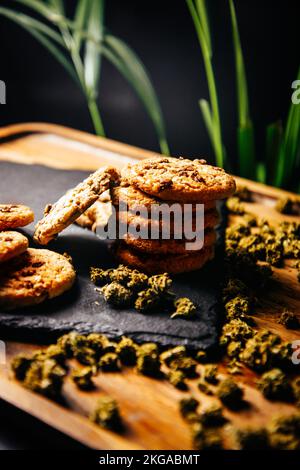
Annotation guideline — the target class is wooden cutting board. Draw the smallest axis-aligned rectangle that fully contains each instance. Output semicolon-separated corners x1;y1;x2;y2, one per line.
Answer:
0;123;299;450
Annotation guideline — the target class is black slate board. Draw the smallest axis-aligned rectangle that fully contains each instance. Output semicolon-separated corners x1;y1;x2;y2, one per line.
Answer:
0;161;226;349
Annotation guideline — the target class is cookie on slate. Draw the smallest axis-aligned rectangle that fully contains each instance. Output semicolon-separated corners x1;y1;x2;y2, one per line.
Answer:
121;157;236;202
0;204;34;231
0;248;76;310
115;243;214;274
117;208;220;237
122;228;216;255
34;166;120;245
0;231;29;264
111;184;216;212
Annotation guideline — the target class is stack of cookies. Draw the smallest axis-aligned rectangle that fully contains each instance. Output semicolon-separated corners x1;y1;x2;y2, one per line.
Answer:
0;204;76;310
112;157;236;274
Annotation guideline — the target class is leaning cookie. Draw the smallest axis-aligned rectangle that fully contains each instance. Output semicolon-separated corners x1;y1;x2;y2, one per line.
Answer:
114;243;214;274
0;231;29;264
34;166;120;245
122;228;216;255
111;185;217;213
0;204;34;231
0;248;76;310
121;157;236;202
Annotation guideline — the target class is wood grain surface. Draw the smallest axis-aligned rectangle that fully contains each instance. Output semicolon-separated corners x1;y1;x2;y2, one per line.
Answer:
0;123;299;450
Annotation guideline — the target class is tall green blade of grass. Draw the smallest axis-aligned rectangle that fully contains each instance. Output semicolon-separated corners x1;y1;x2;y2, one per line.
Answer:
187;0;224;168
229;0;256;179
83;0;105;136
103;34;170;155
265;121;282;185
0;7;77;83
73;0;90;51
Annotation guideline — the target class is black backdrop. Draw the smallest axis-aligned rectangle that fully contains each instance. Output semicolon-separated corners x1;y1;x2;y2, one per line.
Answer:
0;0;299;167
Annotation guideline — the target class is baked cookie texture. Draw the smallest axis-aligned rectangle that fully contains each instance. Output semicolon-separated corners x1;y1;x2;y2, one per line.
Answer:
34;166;120;245
122;228;216;255
115;243;215;274
0;231;29;264
111;184;216;212
121;156;236;202
75;199;112;232
0;204;34;231
0;248;76;310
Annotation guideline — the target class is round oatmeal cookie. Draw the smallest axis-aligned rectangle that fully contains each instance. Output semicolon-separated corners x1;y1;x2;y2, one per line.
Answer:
0;204;34;231
0;231;29;264
117;208;220;237
121;157;236;202
75;199;112;232
122;228;216;254
111;184;216;212
0;248;76;310
34;166;120;245
114;243;214;274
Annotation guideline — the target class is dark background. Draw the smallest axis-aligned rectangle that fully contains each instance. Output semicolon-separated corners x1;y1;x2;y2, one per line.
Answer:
0;0;299;450
0;0;299;167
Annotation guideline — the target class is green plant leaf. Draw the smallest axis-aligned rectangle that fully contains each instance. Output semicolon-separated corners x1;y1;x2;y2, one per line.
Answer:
103;34;169;155
73;0;90;51
186;0;224;167
265;121;282;185
0;6;77;83
195;0;212;57
256;162;266;183
84;0;105;95
199;99;214;143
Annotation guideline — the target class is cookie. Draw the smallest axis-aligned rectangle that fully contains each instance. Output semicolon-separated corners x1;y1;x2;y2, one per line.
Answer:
122;228;216;255
121;157;236;202
75;199;112;232
0;231;29;264
0;204;34;231
34;166;120;245
0;248;76;310
114;243;214;274
117;208;220;237
111;184;216;212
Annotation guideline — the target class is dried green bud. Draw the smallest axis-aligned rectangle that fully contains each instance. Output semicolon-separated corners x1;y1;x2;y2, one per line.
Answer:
11;354;33;381
220;319;254;348
99;353;120;372
90;396;123;432
23;358;67;400
71;367;94;390
226;197;245;215
136;353;161;378
134;288;161;312
270;413;300;436
216;378;244;408
227;341;243;358
278;310;300;329
160;346;187;366
148;273;172;293
169;356;198;378
90;267;112;286
138;343;159;357
192;425;223;450
236;427;269;449
203;364;218;384
225;296;251;321
179;396;199;418
116;337;138;366
275;197;294;215
227;358;242;375
101;282;133;308
222;278;250;303
171;297;196;319
167;369;187;390
200;403;226;427
256;368;293;401
197;381;214;396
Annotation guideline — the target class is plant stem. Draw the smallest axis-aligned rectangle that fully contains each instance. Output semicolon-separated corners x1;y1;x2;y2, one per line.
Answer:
88;98;105;136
